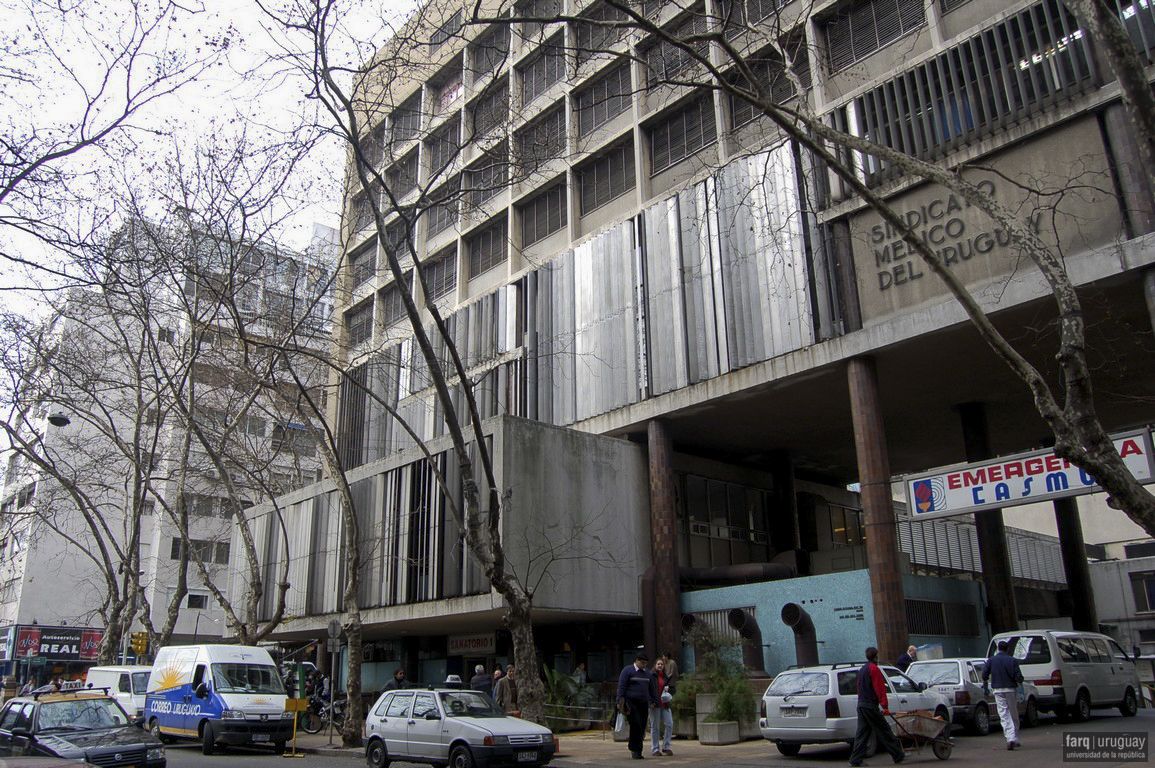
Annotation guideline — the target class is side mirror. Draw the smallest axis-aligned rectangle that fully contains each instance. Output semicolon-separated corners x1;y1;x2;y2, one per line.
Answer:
917;682;927;691
425;711;442;721
11;726;31;738
195;683;209;699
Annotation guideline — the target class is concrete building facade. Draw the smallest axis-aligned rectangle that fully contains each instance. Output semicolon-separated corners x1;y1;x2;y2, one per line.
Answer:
249;0;1155;683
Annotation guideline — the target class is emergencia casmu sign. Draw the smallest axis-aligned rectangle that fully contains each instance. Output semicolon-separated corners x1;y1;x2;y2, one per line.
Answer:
905;429;1155;520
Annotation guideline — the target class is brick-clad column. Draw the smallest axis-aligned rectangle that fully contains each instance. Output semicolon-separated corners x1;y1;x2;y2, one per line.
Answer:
648;420;682;664
847;358;907;662
959;403;1019;634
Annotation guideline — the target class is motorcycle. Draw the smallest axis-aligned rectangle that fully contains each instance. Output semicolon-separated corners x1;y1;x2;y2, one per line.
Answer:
299;693;346;734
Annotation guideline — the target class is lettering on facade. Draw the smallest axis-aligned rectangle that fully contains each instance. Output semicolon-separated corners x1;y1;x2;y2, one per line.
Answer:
869;180;1042;292
833;605;865;621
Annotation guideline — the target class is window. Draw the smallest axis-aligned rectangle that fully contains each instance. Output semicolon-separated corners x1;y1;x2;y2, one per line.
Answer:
646;11;710;86
157;327;176;344
433;71;464;114
906;599;980;636
384;219;412;258
382;276;411;327
519;34;565;105
516;103;565;171
466;144;508;208
391;94;422;146
729;39;812;127
579;141;635;214
681;474;772;569
361;122;388;169
1132;571;1155;612
430;10;463;51
426;120;460;176
187;594;208;609
423;247;458;300
387;152;419;199
649;94;717;174
575;2;629;64
471;82;510;140
349;241;377;288
348;190;374;232
170;538;230;565
824;0;926;72
346;300;374;346
576;60;632;136
519;182;567;245
470;25;510;78
272;422;317;457
425;178;460;237
517;0;562;40
468;217;508;277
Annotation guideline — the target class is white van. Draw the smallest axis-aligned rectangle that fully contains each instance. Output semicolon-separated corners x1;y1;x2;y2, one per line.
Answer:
145;644;293;754
84;664;152;717
987;629;1140;721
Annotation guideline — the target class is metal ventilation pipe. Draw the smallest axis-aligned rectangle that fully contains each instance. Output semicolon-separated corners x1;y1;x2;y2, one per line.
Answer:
781;602;819;667
726;608;766;674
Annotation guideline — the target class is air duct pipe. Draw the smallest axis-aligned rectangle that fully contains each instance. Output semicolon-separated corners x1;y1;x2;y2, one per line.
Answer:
781;602;819;667
726;608;766;674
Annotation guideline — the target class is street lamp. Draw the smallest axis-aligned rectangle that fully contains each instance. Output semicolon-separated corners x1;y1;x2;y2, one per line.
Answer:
193;613;220;643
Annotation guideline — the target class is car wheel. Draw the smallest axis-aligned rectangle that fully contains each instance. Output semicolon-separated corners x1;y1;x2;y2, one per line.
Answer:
1073;690;1091;722
367;738;390;768
148;718;173;745
450;744;475;768
1023;697;1039;727
934;706;949;722
971;703;991;736
1119;687;1138;717
201;722;215;756
775;742;802;756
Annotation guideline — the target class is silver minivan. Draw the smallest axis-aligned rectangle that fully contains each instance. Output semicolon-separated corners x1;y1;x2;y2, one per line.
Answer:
987;630;1140;721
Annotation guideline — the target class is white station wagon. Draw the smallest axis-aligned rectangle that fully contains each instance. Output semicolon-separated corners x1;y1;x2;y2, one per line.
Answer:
364;688;555;768
759;663;951;757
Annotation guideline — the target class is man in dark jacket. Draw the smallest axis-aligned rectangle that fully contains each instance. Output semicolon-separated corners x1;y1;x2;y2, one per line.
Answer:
470;664;492;697
895;645;917;672
848;647;905;767
983;641;1024;750
616;653;658;760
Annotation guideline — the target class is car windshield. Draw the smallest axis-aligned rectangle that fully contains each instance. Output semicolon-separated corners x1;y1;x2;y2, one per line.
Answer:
211;663;286;694
440;691;504;717
908;662;960;685
766;671;829;696
131;672;151;694
38;698;130;732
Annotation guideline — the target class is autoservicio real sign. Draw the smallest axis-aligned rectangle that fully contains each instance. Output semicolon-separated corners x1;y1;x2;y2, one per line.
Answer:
905;428;1154;520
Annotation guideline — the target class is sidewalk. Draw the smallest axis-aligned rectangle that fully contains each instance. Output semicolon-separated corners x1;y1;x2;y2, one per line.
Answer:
283;728;773;766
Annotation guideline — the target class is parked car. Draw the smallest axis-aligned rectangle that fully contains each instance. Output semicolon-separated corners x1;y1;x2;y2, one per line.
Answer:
758;663;951;757
84;665;152;718
906;657;1040;735
364;687;555;768
0;687;166;768
987;629;1140;721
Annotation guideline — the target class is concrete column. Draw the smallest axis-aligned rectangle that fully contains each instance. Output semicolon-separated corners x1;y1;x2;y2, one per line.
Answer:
958;403;1019;634
647;420;682;665
1055;497;1098;631
1145;269;1155;335
1102;103;1155;237
847;357;907;662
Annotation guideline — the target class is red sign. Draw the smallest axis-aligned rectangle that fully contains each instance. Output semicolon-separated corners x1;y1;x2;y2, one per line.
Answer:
15;628;40;658
80;630;102;660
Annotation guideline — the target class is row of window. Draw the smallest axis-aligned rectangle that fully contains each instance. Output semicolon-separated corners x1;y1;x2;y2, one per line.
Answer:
168;537;231;565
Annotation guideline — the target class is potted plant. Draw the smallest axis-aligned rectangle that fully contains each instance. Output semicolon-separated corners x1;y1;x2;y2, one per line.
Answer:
669;676;700;739
542;666;596;732
685;625;757;745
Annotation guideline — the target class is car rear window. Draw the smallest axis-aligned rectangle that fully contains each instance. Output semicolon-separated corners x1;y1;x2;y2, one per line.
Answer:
993;635;1052;664
766;671;829;696
907;662;960;685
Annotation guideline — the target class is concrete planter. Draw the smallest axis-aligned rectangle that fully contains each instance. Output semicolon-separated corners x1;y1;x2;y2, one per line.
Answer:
674;712;697;739
698;721;740;745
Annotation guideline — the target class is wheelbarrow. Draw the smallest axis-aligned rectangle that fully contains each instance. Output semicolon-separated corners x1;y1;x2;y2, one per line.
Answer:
888;709;953;760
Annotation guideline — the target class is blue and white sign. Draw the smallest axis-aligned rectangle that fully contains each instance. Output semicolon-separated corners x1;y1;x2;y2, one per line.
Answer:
905;429;1155;520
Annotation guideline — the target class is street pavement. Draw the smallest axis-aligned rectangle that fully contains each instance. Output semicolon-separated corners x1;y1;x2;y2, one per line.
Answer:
278;708;1154;768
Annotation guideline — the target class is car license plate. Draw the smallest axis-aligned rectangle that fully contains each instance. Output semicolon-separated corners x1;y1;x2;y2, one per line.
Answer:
516;751;538;762
252;733;270;742
781;706;808;717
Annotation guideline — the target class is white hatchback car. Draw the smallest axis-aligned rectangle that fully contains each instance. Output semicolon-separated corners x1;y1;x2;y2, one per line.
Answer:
906;657;1040;735
364;688;555;768
758;663;951;757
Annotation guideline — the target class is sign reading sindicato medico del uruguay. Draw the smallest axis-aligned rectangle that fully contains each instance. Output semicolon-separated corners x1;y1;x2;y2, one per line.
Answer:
905;428;1155;520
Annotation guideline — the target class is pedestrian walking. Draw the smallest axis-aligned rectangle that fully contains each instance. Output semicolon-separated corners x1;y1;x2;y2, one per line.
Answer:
895;645;917;672
382;667;409;692
470;664;492;697
616;653;658;760
983;640;1024;750
660;651;679;684
495;664;519;714
848;647;905;767
649;658;675;756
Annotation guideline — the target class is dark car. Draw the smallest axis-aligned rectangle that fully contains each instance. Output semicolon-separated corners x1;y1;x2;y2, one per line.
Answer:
0;688;165;768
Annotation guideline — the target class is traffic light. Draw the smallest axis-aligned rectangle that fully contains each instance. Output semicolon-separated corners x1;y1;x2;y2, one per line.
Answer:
130;632;148;655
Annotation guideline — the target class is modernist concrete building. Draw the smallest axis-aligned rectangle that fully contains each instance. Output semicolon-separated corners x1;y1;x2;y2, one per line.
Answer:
0;222;336;679
247;0;1155;685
